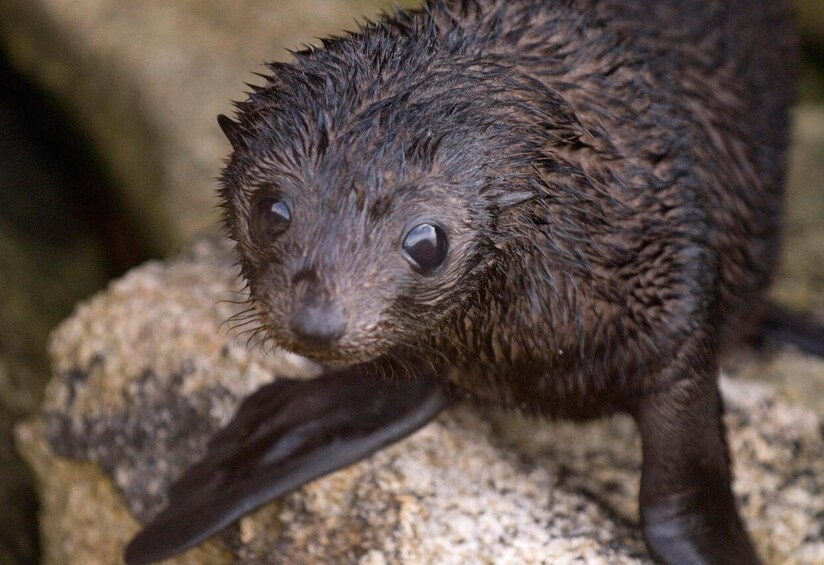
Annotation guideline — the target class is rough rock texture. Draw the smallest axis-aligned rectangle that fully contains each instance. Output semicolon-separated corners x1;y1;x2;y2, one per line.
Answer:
16;237;824;564
0;0;420;254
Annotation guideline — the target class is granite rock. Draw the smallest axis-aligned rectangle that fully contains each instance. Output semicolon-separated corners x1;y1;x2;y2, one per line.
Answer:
17;237;824;564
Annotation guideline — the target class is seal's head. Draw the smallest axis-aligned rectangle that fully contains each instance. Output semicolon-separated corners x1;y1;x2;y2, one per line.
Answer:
217;15;553;364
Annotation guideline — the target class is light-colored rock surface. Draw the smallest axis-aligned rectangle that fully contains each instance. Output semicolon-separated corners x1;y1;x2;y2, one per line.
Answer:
16;238;824;564
0;0;421;254
42;238;318;520
16;420;230;565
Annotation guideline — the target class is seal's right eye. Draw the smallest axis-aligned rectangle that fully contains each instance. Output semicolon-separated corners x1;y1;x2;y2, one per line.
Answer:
250;197;291;243
402;223;448;273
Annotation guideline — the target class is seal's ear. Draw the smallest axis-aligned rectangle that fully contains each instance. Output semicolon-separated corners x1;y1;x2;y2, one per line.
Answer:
217;114;247;151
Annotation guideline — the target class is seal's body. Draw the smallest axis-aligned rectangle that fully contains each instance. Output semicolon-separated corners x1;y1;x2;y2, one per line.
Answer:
126;2;799;564
404;0;797;417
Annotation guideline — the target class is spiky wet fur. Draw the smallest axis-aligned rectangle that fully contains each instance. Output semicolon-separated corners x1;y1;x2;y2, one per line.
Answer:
218;0;796;418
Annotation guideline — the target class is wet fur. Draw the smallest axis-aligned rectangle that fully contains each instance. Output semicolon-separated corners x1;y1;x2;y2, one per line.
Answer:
136;1;800;563
220;0;797;415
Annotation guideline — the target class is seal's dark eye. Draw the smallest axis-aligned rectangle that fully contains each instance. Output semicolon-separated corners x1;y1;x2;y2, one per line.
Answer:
402;223;448;272
250;197;291;243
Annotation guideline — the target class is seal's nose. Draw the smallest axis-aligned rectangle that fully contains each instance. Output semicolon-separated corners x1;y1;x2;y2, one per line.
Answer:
290;300;346;346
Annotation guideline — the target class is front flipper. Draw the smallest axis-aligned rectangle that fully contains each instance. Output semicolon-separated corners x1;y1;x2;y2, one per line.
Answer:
634;344;760;564
125;366;449;565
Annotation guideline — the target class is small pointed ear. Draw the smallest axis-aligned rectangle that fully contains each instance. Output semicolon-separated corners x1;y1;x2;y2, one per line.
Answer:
495;189;538;210
217;114;247;151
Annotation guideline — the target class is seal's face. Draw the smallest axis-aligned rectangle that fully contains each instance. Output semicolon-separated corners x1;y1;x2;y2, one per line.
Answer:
221;150;489;364
217;27;544;365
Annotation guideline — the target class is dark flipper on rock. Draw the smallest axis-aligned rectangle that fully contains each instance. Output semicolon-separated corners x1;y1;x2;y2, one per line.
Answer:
124;365;449;565
635;336;760;565
759;303;824;357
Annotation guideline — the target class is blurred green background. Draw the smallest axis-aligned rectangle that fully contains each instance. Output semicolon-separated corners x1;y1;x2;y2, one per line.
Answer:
0;1;820;563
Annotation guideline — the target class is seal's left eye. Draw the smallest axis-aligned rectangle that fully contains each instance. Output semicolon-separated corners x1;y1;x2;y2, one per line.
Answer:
250;197;291;244
402;223;448;272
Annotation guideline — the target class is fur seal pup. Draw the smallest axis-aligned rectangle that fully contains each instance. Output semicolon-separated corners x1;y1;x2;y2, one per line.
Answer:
126;1;804;563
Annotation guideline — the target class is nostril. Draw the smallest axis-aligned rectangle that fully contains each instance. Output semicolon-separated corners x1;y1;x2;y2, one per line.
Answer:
290;302;346;345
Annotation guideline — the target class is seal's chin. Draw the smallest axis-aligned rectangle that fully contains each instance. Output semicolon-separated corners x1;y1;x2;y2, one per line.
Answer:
279;340;382;367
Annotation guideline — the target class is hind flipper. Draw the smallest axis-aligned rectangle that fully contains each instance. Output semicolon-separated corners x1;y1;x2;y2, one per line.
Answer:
124;365;448;565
